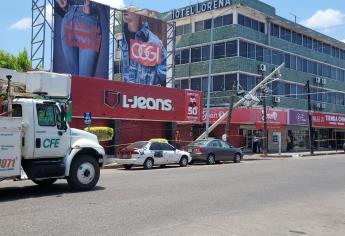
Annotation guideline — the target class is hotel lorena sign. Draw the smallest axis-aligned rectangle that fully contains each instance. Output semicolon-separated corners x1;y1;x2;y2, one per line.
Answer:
171;0;232;20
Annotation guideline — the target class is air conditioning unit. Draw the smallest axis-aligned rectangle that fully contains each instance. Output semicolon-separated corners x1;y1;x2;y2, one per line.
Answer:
258;64;267;72
273;96;281;103
321;103;326;109
321;78;327;85
314;77;321;84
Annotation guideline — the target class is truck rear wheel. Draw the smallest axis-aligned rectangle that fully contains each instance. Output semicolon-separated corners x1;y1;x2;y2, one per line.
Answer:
32;178;57;186
67;154;100;191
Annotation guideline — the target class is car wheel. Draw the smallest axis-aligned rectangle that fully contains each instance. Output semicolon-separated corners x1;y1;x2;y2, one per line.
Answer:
32;178;57;186
207;154;216;165
234;153;241;163
179;156;188;167
143;158;154;170
123;164;133;170
67;154;100;191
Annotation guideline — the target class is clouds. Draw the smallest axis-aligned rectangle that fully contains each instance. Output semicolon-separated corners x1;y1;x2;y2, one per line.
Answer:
342;39;345;43
300;9;345;30
10;17;31;30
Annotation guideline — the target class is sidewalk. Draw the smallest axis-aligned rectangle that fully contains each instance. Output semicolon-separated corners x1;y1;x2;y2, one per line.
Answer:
243;149;345;161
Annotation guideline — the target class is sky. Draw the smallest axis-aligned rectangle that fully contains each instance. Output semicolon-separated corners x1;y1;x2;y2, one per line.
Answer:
0;0;345;64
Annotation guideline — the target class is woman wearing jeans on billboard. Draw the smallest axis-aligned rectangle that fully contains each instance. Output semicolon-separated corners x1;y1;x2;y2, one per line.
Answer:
121;11;167;86
56;0;101;77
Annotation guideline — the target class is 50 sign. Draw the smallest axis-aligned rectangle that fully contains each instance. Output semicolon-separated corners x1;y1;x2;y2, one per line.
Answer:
0;158;16;170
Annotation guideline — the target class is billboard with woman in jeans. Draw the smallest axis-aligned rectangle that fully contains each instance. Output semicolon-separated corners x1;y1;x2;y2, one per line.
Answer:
53;0;110;78
120;10;167;86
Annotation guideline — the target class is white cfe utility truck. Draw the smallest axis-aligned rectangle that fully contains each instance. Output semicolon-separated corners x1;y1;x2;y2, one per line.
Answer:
0;69;105;191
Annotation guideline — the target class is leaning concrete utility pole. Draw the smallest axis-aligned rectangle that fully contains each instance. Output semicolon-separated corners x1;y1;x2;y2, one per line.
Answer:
196;63;285;141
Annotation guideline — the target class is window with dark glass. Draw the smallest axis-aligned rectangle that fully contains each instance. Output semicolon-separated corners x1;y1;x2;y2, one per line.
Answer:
285;83;290;97
225;74;237;90
223;14;233;25
213;42;225;59
238;14;245;25
284;54;290;68
204;19;212;29
191;47;201;63
272;81;285;95
214;16;223;28
331;68;336;80
239;74;248;91
302;59;308;73
247;76;256;90
184;24;192;34
175;51;181;65
176;25;184;36
180;79;189;89
256;45;264;62
202;77;211;92
336;93;344;105
297;85;305;100
180;49;190;64
290;84;297;98
324;44;331;55
259;22;265;33
239;41;248;57
202;45;210;61
247;43;255;59
297;57;303;71
272;50;283;65
12;104;22;117
114;61;121;74
213;75;225;91
191;77;202;91
226;40;237;57
263;48;271;63
252;20;258;31
195;21;204;32
175;80;181;89
290;55;296;70
271;23;279;37
244;16;251;28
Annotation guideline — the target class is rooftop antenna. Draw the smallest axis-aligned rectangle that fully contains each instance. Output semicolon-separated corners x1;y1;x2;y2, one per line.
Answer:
289;12;300;24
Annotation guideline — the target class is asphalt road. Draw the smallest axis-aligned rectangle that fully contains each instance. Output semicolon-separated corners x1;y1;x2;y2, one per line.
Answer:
1;155;345;236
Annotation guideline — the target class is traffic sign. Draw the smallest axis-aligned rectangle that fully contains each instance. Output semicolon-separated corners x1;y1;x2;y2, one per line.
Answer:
84;112;92;125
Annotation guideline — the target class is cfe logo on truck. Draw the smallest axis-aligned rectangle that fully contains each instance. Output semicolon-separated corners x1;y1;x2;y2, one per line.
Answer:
43;139;60;148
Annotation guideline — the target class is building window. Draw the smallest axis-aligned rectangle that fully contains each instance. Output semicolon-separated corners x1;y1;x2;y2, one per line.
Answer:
225;74;237;90
180;79;189;89
226;40;237;57
195;21;204;32
191;77;202;91
271;23;279;37
175;51;181;65
248;43;256;59
239;74;248;91
191;47;201;63
213;42;226;59
204;19;212;29
256;45;264;62
223;14;233;26
238;14;264;33
213;75;225;91
180;49;190;64
202;77;211;92
202;45;210;61
239;41;248;57
263;48;271;64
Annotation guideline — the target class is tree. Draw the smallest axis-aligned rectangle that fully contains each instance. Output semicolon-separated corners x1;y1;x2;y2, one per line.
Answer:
0;49;32;72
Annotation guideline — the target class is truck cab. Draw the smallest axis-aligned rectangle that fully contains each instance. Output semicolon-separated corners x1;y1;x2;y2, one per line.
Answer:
4;98;105;190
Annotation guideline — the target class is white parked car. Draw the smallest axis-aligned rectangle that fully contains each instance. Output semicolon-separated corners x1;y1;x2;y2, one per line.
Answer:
115;141;192;170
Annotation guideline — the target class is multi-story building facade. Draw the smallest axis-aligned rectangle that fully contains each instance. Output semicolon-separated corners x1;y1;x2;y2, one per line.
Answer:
114;0;345;152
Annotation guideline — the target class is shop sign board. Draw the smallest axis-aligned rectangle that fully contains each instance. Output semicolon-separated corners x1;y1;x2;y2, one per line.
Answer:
71;76;202;122
288;110;308;126
312;112;345;128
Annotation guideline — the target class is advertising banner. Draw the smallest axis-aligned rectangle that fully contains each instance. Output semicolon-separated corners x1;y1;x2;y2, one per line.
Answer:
120;11;167;86
288;110;308;126
312;112;345;128
53;0;110;78
71;76;202;122
202;107;287;128
185;91;202;122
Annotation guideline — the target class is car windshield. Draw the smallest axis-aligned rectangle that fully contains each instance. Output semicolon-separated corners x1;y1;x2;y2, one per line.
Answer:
190;140;209;146
126;141;149;149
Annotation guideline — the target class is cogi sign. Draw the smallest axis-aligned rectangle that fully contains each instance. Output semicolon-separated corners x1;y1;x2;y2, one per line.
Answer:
130;40;162;67
171;0;232;20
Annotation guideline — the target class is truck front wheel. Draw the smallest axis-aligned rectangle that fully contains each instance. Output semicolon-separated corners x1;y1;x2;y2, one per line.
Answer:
67;154;100;191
